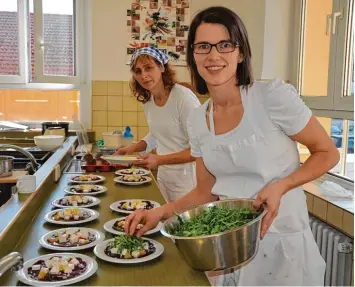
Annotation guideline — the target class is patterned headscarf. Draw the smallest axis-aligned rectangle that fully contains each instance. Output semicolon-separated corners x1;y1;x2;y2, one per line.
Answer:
130;46;169;67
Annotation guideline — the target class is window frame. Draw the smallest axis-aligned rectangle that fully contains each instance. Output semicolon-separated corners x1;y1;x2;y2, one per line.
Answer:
333;0;354;110
0;0;28;84
32;0;80;84
296;0;354;117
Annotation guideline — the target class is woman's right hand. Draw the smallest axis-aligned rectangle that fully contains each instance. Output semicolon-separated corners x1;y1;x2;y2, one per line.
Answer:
115;145;135;155
124;207;165;237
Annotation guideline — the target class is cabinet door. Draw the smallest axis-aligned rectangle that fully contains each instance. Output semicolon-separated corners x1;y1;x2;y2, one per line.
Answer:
299;0;339;109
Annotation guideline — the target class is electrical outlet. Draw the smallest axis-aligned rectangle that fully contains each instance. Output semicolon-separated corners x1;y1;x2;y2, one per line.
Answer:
54;164;61;182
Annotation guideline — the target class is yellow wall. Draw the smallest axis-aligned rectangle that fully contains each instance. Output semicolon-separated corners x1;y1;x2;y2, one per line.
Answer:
91;80;208;141
302;0;332;96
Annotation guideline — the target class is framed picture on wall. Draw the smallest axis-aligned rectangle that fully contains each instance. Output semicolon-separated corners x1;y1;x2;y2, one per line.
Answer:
125;0;190;66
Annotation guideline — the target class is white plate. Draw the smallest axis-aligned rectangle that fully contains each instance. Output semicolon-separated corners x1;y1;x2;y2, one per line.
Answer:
68;174;105;184
103;217;163;236
64;185;107;196
110;199;161;214
16;253;98;286
113;175;152;186
44;208;99;225
101;155;142;165
115;168;150;176
39;228;105;251
52;196;100;208
93;237;164;264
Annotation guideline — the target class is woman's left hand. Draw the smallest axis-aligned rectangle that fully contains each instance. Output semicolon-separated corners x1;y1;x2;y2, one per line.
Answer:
253;180;287;239
132;153;160;170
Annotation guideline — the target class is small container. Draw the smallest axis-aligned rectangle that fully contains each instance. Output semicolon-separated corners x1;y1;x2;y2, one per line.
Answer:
0;156;14;178
122;126;134;147
102;131;122;148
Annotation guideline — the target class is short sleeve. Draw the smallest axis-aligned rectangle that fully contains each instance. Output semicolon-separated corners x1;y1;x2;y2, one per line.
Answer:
265;79;312;136
142;132;158;153
178;88;201;138
187;112;202;157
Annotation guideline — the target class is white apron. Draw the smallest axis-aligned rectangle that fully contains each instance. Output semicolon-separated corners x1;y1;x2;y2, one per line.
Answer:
157;163;196;202
201;95;325;286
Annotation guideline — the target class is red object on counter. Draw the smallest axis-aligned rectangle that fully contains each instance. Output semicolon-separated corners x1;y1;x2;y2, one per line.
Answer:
81;160;128;172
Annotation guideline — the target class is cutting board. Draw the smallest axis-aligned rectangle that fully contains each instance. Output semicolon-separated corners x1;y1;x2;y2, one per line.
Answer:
0;171;28;184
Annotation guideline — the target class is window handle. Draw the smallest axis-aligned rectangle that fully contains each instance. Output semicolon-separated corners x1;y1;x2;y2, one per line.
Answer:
326;14;332;35
332;9;344;34
39;42;54;49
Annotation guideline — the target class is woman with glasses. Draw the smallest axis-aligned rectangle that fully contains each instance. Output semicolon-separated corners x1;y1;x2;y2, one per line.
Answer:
116;47;201;202
124;6;339;285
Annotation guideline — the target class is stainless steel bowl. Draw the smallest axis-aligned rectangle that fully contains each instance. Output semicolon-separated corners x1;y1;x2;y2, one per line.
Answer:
161;199;267;273
0;156;14;178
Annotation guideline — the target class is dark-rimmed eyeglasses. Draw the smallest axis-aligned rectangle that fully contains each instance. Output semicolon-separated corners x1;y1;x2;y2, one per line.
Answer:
192;40;239;54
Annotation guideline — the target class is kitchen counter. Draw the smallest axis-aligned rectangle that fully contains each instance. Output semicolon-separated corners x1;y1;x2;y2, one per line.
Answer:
0;134;352;284
0;136;77;239
0;171;209;286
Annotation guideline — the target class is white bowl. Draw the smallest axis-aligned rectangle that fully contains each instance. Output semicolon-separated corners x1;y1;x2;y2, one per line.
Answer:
34;135;65;151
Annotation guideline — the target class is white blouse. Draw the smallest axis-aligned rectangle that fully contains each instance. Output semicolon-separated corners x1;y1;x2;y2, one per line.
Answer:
142;83;201;170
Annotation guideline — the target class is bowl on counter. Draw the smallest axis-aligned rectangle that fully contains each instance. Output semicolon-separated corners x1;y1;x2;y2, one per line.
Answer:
34;135;65;151
160;199;267;274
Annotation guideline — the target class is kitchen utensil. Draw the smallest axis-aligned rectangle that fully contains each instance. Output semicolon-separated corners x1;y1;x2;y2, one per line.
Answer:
44;127;66;137
34;135;65;151
0;156;14;178
160;199;267;274
41;122;69;137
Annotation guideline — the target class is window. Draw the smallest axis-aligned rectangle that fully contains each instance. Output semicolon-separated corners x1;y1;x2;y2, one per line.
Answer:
0;0;19;76
0;0;90;127
29;0;78;83
298;0;354;115
298;117;354;180
0;0;80;84
0;0;26;83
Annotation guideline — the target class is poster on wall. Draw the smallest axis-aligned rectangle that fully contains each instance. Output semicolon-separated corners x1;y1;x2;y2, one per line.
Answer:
126;0;190;66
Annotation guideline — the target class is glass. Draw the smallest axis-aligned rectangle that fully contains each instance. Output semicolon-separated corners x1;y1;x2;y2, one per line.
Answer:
0;0;20;75
42;0;75;76
2;89;79;122
192;41;238;54
299;0;333;97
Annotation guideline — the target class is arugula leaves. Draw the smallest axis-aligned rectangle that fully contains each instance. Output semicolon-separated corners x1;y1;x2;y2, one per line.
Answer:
108;234;145;253
170;206;259;237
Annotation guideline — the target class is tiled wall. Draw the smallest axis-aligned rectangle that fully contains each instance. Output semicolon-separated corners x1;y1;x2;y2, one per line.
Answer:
92;80;209;141
305;191;354;238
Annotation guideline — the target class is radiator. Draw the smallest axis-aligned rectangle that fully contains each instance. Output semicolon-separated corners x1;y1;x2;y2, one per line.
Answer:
309;215;353;286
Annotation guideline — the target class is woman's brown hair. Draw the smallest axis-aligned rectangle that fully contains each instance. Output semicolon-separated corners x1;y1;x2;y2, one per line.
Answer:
130;54;177;103
186;6;254;95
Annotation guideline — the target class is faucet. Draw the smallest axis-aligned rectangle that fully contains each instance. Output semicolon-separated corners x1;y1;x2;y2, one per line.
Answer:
0;144;40;174
0;252;23;277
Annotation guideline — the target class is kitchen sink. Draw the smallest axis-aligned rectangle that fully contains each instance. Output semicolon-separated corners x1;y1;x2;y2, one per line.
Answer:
0;149;52;171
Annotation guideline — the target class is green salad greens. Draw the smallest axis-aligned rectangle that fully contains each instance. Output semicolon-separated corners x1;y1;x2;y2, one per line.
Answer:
108;234;144;253
170;206;259;237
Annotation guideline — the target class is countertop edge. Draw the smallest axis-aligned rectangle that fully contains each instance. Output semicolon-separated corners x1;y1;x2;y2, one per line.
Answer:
0;136;77;241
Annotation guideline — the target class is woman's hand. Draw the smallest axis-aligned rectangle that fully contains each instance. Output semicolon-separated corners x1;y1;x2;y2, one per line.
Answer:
132;153;160;170
253;180;287;238
124;207;165;237
115;145;136;155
